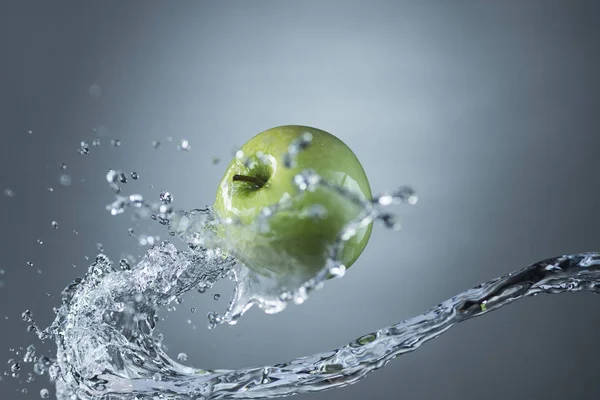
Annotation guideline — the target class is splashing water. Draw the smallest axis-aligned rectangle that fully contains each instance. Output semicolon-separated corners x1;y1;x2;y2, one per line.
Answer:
37;244;600;399
12;132;599;399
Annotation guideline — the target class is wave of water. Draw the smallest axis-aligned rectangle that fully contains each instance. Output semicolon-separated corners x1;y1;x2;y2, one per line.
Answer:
38;245;600;400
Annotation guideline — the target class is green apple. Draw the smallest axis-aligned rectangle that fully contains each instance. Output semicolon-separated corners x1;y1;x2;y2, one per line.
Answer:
213;125;372;284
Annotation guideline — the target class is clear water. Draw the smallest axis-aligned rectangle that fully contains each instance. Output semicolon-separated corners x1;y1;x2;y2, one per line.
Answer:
7;133;600;399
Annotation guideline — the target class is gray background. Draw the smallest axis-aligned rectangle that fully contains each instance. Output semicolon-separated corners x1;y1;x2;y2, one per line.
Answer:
1;1;600;399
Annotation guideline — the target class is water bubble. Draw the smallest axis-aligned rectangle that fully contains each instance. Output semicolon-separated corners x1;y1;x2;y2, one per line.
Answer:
152;140;161;149
4;188;14;197
40;388;50;398
111;139;121;147
160;191;173;204
177;353;188;362
59;174;72;186
178;139;190;151
131;172;139;180
213;294;220;301
51;221;58;229
88;84;102;97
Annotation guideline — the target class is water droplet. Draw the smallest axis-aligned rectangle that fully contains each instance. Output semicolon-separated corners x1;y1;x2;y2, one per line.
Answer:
106;170;118;183
119;259;130;271
377;195;393;206
78;141;90;155
213;294;220;301
283;132;312;168
129;194;144;208
51;221;58;229
118;172;127;184
59;174;72;186
89;84;102;97
111;139;121;147
21;310;32;322
40;388;50;398
4;188;14;197
178;139;190;151
177;353;188;362
131;172;139;180
23;345;35;363
293;170;320;192
160;191;173;204
48;363;60;381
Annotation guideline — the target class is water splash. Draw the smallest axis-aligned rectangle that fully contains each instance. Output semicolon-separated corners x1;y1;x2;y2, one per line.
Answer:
38;245;600;399
35;171;599;399
11;130;598;399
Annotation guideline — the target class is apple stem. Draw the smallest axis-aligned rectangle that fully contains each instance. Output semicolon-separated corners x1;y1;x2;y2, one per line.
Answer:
232;174;267;188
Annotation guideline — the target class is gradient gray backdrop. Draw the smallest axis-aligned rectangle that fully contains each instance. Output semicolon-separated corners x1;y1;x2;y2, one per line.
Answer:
1;1;600;399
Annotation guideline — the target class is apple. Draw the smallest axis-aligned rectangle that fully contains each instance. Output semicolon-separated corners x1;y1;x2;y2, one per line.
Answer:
213;125;372;284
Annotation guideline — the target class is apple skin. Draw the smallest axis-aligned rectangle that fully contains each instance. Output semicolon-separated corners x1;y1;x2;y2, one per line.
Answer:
213;125;372;282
